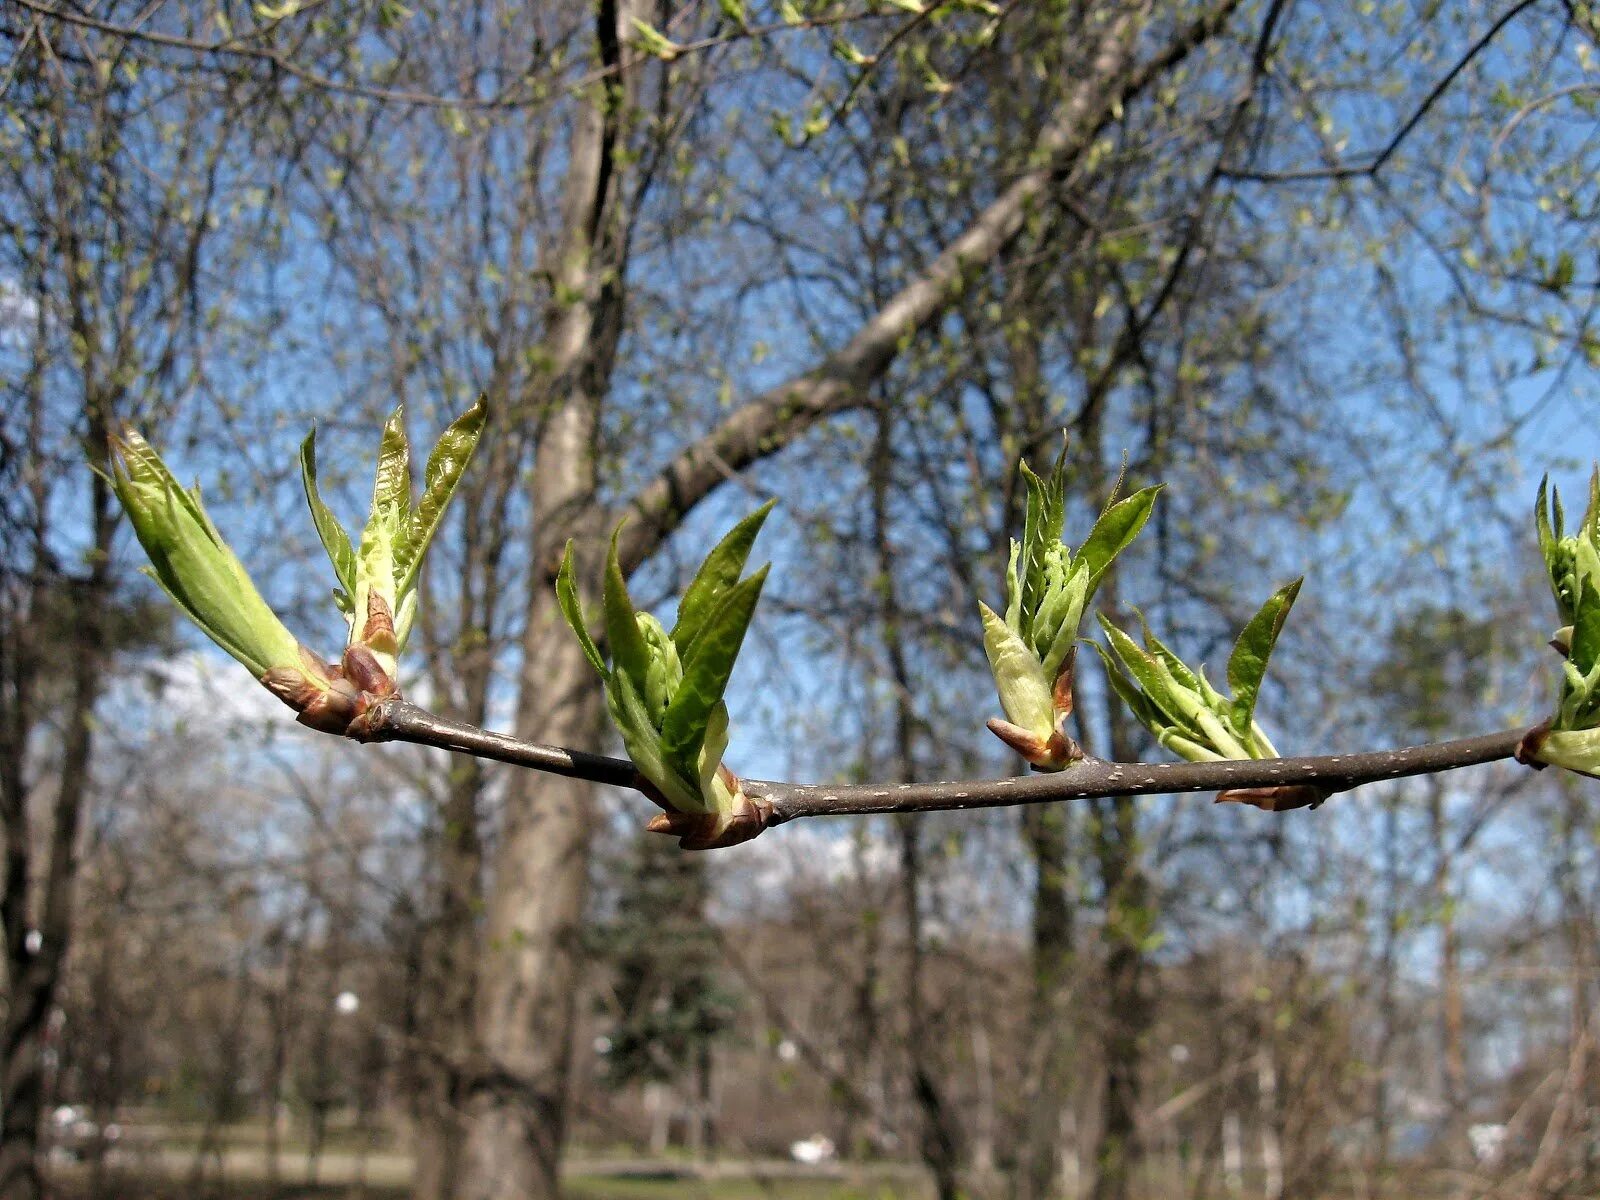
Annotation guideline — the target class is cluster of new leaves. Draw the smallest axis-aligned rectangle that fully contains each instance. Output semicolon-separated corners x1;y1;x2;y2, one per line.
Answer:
301;398;487;677
1527;472;1600;777
1095;582;1322;810
109;400;486;733
979;447;1160;769
558;505;773;849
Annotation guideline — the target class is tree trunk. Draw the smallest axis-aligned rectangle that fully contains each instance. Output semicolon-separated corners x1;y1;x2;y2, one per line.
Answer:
1017;802;1076;1200
412;758;488;1200
451;5;1244;1193
460;455;605;1200
896;816;963;1200
0;433;112;1200
1367;795;1401;1197
457;0;635;1193
1090;793;1151;1200
1429;779;1467;1171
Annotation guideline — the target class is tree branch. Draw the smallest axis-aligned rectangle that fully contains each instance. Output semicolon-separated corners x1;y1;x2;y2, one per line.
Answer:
12;0;933;112
365;697;1529;830
1221;0;1542;183
613;0;1247;576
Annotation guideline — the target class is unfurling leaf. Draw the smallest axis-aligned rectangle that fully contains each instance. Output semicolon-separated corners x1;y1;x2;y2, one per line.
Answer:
661;565;769;782
672;499;773;654
299;428;358;605
981;602;1055;738
110;430;357;731
1077;486;1162;590
397;394;487;592
369;407;411;527
630;18;681;60
1096;582;1304;787
603;523;653;695
1525;466;1600;779
1226;578;1303;734
556;540;605;676
980;441;1159;770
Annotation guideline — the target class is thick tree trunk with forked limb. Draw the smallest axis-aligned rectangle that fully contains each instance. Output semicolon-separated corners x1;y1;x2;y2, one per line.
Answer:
455;5;1248;1195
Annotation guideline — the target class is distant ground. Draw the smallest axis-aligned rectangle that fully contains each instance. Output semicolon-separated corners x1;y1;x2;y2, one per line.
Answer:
47;1140;931;1200
51;1169;927;1200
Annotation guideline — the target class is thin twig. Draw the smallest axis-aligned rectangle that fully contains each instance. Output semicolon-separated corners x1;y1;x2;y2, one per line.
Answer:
367;697;1530;829
12;0;899;111
1221;0;1542;183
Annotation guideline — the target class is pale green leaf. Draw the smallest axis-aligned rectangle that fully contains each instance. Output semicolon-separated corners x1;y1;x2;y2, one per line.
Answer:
1226;578;1302;734
981;602;1054;737
671;500;774;655
661;565;768;784
1076;485;1161;593
370;406;411;528
555;540;605;676
299;427;358;600
604;523;653;697
396;395;487;593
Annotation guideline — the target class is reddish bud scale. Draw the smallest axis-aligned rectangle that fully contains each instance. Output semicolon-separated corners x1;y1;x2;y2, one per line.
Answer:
260;641;398;738
361;591;398;656
645;765;772;850
1515;720;1551;770
1214;785;1327;812
985;657;1084;771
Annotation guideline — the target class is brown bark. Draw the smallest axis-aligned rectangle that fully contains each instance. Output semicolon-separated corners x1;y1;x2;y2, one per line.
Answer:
1089;791;1151;1200
1017;802;1076;1200
1072;382;1152;1200
0;420;113;1200
872;403;963;1200
456;5;1247;1194
1429;779;1467;1166
410;757;488;1200
461;589;602;1200
459;5;635;1195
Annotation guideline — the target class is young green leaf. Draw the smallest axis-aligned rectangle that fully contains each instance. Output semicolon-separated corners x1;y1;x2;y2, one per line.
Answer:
299;428;359;602
370;407;412;525
1017;450;1066;633
606;669;702;812
671;500;774;655
1003;540;1023;632
1036;566;1089;681
630;17;680;60
1076;485;1161;591
1536;474;1556;564
1091;641;1168;735
1226;578;1302;735
396;395;487;592
660;564;769;783
1096;614;1199;736
697;701;730;796
1570;573;1600;678
555;540;606;676
639;614;683;727
1133;614;1201;694
603;524;653;695
110;432;304;679
980;602;1055;736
